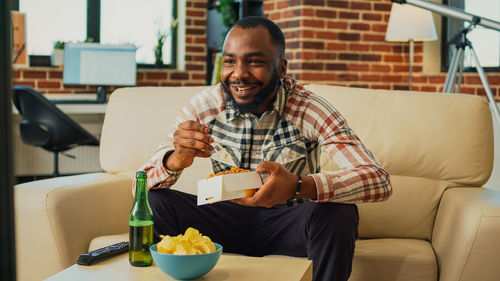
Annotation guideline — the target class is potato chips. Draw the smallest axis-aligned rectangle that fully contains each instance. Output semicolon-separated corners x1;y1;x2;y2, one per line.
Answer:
157;227;216;255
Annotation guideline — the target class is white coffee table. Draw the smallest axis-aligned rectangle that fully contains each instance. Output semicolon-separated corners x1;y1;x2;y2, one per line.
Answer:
45;253;313;281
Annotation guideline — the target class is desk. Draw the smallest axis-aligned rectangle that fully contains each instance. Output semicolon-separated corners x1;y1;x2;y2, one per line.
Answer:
12;94;106;176
45;253;313;281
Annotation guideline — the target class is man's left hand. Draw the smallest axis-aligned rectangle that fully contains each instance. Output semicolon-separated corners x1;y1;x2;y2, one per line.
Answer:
233;161;297;208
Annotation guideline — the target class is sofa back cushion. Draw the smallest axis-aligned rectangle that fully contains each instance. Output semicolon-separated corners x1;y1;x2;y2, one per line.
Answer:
307;84;493;239
100;86;207;174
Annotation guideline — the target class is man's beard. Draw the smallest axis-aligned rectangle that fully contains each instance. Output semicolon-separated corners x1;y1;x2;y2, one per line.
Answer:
221;71;280;114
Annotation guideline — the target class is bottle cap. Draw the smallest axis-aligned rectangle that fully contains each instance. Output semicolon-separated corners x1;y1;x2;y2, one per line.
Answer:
136;171;147;178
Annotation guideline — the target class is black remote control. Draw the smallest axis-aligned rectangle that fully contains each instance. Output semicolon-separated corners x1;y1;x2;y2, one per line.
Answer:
77;241;129;266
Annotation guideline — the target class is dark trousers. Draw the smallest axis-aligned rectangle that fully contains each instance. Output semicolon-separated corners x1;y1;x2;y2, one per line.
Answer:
148;189;359;281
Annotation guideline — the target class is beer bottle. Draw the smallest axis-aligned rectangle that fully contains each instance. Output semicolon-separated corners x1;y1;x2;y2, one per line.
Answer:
129;171;153;266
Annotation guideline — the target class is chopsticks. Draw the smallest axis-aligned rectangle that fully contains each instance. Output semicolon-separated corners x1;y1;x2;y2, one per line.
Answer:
177;108;238;167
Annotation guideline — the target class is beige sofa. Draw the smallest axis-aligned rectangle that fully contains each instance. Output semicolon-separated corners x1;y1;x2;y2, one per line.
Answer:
15;84;500;281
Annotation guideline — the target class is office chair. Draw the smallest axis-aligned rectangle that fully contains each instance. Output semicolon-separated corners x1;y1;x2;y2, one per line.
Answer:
13;85;100;177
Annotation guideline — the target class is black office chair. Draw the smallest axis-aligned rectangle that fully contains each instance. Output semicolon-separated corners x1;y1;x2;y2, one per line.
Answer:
13;85;100;177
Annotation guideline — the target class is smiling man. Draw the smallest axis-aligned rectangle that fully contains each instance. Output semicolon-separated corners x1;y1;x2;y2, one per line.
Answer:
139;16;392;281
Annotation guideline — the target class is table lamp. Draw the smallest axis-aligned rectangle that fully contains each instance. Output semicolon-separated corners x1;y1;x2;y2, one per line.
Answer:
385;4;438;90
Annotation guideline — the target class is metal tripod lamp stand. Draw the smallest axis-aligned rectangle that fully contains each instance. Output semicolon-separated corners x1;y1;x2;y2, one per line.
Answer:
392;0;500;123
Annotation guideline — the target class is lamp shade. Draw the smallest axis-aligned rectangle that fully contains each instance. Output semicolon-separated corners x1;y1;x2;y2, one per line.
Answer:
385;4;438;42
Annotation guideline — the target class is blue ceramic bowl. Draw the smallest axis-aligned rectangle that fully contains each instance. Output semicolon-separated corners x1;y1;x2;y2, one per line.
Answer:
150;243;223;280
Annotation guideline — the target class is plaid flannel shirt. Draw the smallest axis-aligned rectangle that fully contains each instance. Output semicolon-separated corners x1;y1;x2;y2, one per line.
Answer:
139;77;392;206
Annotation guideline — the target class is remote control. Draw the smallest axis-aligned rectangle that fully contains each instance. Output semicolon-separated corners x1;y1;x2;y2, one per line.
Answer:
77;241;129;266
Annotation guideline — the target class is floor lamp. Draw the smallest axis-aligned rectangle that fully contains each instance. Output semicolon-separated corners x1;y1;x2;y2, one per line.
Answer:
385;4;438;90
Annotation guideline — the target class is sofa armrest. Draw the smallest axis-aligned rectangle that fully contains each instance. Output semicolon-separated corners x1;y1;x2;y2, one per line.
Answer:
432;187;500;281
15;172;133;281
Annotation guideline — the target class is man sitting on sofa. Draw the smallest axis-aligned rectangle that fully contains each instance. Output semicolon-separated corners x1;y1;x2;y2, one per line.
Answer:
138;16;392;281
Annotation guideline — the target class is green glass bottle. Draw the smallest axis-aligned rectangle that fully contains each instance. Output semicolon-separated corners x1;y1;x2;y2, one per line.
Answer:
129;171;154;267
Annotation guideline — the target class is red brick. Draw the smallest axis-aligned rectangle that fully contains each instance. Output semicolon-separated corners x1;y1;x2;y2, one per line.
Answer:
326;63;348;71
49;71;62;79
361;54;382;61
488;76;500;84
394;85;410;91
186;46;205;53
458;87;475;94
412;77;427;83
384;55;403;62
421;86;437;92
300;8;314;16
350;2;371;10
339;12;359;19
363;34;385;41
349;44;369;51
145;72;168;80
194;20;206;26
184;82;205;86
316;31;337;40
371;44;392;52
327;1;348;9
429;77;446;84
372;85;391;90
192;74;206;80
316;9;337;18
338;32;360;41
263;1;275;11
339;53;359;60
337;74;359;81
371;64;391;72
300;72;337;81
13;71;21;78
37;81;61;89
350;23;369;31
361;74;381;82
363;13;382;21
186;28;205;35
23;70;46;79
277;1;289;9
302;19;325;28
348;64;369;71
278;20;300;29
186;10;204;17
465;76;482;84
193;2;207;8
382;75;403;83
327;21;348;29
136;72;144;80
185;64;204;71
303;0;325;6
374;3;391;11
316;52;337;59
170;73;189;80
283;10;296;19
393;65;409;72
302;41;325;50
13;81;35;87
269;11;281;21
372;24;387;32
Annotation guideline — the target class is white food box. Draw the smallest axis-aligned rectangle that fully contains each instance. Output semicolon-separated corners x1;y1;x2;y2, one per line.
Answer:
197;172;263;205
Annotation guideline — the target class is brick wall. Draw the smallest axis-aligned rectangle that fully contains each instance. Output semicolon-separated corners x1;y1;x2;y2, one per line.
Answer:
12;0;500;101
12;0;207;94
264;0;500;100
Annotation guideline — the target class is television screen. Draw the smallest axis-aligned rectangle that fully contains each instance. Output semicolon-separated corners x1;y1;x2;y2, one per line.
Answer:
63;43;137;86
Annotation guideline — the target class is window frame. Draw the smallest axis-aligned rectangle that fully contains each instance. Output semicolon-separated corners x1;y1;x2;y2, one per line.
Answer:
12;0;177;69
441;0;500;73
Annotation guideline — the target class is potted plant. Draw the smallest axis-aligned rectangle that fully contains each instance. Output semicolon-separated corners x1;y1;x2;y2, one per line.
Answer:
52;41;65;66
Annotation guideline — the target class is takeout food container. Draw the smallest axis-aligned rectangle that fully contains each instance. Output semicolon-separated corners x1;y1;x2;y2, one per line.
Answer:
197;172;263;205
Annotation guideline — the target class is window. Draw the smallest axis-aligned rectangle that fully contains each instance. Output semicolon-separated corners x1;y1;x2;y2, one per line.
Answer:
16;0;176;68
443;0;500;71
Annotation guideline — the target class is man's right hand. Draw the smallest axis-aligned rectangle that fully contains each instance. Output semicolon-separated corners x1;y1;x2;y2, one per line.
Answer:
164;120;214;171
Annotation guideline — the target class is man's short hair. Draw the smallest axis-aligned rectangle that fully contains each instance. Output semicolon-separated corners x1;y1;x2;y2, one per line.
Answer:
231;16;286;59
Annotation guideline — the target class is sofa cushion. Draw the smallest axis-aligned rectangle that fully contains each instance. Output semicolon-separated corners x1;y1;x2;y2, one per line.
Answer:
306;84;493;187
90;234;436;281
350;238;437;281
356;175;447;240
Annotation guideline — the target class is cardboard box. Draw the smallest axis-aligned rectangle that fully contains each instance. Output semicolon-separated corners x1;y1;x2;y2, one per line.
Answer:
197;172;263;205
